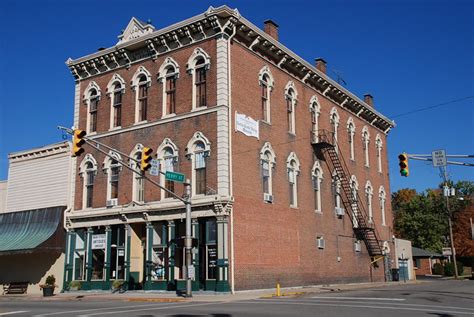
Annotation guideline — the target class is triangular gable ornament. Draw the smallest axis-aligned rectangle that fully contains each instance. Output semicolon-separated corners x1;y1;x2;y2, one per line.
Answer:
117;17;155;44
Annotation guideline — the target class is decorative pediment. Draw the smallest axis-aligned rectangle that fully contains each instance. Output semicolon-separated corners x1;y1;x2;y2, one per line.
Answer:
117;17;155;44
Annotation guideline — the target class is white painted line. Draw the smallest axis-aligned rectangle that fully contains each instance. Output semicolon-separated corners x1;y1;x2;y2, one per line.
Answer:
33;303;166;316
247;300;474;315
78;301;228;316
0;312;29;316
311;296;405;301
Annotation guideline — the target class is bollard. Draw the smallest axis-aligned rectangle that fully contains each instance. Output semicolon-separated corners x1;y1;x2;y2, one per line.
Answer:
276;283;281;297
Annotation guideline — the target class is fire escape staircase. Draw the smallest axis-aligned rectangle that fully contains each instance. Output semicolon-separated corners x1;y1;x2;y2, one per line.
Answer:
311;129;384;258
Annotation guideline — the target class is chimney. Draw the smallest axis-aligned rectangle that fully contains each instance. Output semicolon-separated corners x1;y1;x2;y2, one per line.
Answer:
315;58;327;74
364;94;374;107
263;20;279;41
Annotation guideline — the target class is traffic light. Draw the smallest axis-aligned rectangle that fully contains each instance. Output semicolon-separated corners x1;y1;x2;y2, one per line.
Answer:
73;129;86;157
141;147;153;172
398;153;409;177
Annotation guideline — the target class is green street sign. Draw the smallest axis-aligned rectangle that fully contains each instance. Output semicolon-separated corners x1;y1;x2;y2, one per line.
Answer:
165;171;185;183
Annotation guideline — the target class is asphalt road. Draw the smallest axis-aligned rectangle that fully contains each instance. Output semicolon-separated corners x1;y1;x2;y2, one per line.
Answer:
1;279;473;317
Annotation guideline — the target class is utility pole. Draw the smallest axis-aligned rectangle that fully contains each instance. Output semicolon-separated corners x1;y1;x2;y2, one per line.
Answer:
443;169;459;279
184;179;193;297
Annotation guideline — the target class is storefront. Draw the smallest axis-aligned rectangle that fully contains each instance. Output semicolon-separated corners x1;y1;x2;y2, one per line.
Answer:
64;216;230;292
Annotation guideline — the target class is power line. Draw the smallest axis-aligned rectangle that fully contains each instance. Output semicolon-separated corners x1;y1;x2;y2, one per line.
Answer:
390;96;474;119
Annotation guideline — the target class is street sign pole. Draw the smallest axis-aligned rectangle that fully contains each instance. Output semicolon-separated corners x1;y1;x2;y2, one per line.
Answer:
184;178;193;297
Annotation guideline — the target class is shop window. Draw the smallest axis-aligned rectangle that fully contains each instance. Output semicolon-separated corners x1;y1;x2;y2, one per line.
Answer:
206;220;217;280
151;223;168;281
74;229;86;280
91;230;106;280
110;226;126;280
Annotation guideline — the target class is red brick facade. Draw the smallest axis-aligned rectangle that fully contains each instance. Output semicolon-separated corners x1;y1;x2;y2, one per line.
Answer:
65;6;395;292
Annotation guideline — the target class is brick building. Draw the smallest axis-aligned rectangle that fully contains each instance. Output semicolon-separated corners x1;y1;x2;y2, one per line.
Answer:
63;6;395;292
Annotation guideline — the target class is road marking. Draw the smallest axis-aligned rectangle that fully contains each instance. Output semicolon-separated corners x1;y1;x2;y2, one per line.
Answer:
78;301;228;316
33;303;169;316
311;296;405;301
0;312;29;316
247;300;474;315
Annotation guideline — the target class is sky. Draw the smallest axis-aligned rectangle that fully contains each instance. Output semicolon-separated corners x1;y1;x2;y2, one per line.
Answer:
0;0;472;193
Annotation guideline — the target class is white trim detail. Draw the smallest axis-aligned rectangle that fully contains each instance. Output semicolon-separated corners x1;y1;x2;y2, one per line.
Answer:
365;180;374;223
347;117;356;161
330;107;340;150
157;57;180;82
186;132;211;197
79;154;98;210
260;142;276;200
287;152;300;208
157;57;180;118
157;138;179;200
106;73;126;95
312;160;323;213
260;142;276;164
379;186;387;226
187;47;211;111
258;65;275;88
362;125;370;167
129;144;145;203
376;133;383;173
103;151;122;202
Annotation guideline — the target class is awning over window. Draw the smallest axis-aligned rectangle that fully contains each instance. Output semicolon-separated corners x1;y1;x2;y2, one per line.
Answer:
0;206;65;255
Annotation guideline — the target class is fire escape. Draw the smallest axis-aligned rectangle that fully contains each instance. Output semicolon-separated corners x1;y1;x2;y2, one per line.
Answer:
311;130;383;258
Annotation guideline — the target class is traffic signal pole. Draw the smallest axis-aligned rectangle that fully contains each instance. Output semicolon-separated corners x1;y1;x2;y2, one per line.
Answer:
184;179;193;297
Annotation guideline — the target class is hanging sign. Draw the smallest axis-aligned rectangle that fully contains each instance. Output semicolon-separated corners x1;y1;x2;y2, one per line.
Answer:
91;234;106;249
235;112;259;139
150;159;160;176
432;150;447;167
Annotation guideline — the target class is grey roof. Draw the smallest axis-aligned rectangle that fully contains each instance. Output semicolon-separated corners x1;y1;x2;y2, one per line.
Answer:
412;247;444;258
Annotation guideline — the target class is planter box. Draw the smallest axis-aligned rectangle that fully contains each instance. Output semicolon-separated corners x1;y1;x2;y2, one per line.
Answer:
42;287;54;297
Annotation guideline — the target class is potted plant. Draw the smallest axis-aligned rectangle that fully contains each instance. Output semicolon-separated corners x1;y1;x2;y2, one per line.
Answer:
69;280;82;291
40;275;57;297
111;279;125;293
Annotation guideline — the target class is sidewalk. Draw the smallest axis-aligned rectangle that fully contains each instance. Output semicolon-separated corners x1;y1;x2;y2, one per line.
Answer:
1;280;424;302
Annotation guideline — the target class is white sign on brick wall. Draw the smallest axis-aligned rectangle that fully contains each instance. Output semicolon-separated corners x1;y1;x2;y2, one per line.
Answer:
235;112;259;139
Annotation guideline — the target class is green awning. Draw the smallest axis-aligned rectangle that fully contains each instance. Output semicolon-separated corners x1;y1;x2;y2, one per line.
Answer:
0;206;65;254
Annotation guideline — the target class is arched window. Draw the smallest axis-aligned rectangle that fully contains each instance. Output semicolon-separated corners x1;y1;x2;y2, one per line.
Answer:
350;175;359;228
379;186;387;226
157;138;179;199
365;181;374;223
376;134;383;173
258;66;274;123
187;48;211;110
104;152;122;203
312;161;323;213
131;66;151;123
347;118;356;161
285;82;298;134
186;132;211;196
362;126;370;167
309;96;321;142
130;146;145;203
106;74;125;129
330;107;339;150
260;142;276;202
287;152;300;207
79;154;98;209
84;82;101;134
332;172;342;212
158;57;180;117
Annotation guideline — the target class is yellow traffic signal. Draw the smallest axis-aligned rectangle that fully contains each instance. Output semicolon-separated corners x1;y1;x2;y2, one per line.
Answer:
73;129;86;157
398;153;409;177
141;147;153;172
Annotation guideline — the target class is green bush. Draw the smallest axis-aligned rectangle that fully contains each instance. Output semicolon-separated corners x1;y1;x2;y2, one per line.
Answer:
45;275;56;286
444;261;464;276
432;263;444;275
69;280;82;289
112;279;124;289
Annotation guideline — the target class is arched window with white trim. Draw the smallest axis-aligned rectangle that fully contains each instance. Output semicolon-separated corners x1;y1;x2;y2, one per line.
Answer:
186;132;211;196
130;145;145;203
79;154;98;209
347;117;356;161
362;126;370;167
158;57;180;117
330;107;339;149
309;96;320;142
379;186;387;226
365;181;374;223
84;82;101;134
285;82;298;134
157;138;179;199
260;142;276;202
350;175;359;227
131;66;151;123
258;66;274;123
103;152;122;203
376;134;383;173
106;74;125;129
287;152;300;207
332;172;342;212
312;161;323;213
187;48;211;110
